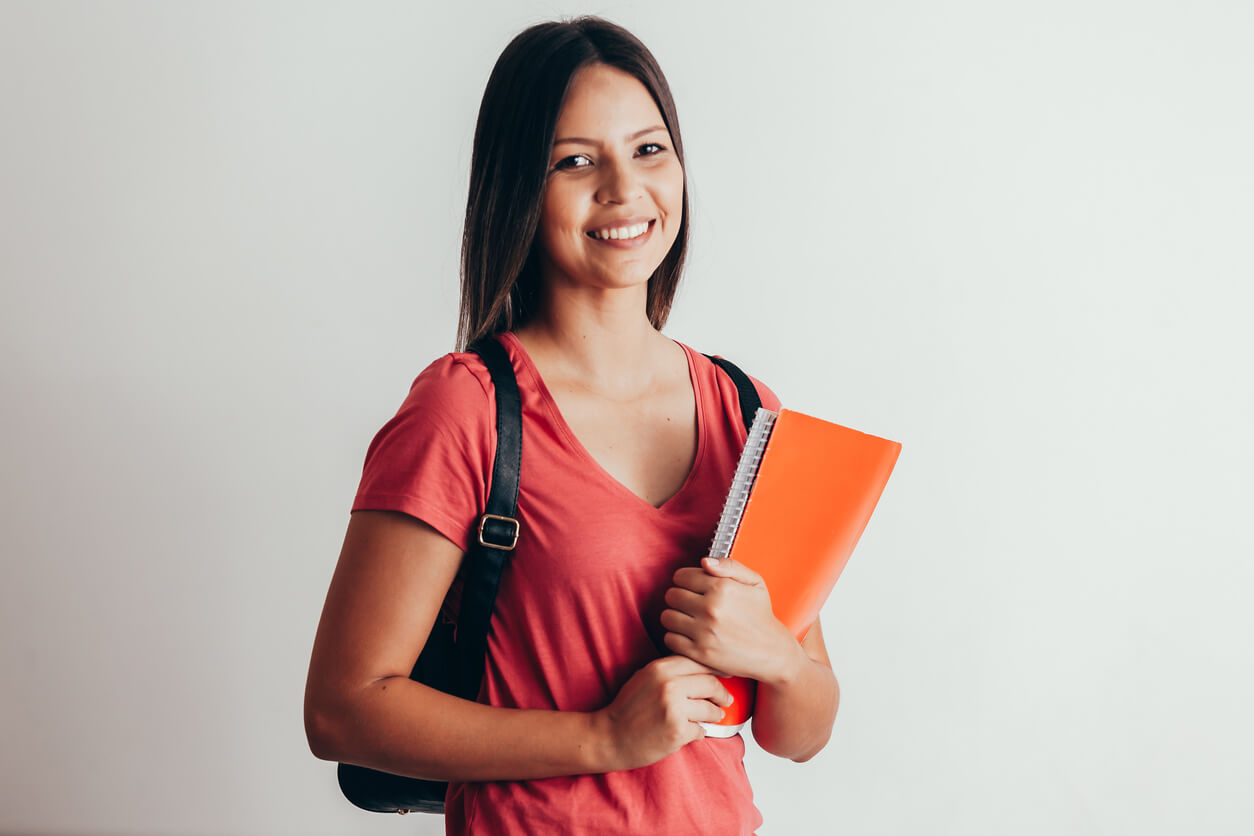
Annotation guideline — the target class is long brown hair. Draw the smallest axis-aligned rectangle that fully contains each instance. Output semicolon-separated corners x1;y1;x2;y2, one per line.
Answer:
456;17;690;350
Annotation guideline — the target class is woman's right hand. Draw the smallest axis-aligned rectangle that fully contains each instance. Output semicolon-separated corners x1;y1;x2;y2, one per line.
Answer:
592;655;734;771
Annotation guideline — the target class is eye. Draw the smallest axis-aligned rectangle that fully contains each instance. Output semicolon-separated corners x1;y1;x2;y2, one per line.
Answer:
637;142;666;156
553;154;592;171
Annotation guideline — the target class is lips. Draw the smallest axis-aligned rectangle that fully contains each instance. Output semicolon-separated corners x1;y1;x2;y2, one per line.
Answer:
586;219;656;249
586;217;656;240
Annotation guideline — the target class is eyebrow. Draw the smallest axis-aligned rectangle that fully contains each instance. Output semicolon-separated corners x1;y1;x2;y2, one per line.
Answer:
552;125;668;147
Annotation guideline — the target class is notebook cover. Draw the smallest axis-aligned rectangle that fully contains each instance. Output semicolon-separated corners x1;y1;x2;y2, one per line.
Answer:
700;407;902;736
729;408;902;637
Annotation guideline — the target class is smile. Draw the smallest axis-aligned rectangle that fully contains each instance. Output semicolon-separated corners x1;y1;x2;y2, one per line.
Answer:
586;219;655;246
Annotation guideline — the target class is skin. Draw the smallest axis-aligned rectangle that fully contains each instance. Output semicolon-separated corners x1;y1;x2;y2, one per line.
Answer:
304;62;838;787
534;63;685;297
523;62;838;760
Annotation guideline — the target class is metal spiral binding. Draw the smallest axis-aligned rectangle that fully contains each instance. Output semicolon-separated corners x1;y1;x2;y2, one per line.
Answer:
709;408;778;559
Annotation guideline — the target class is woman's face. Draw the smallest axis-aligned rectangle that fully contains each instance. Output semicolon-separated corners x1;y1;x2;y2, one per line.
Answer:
536;63;685;298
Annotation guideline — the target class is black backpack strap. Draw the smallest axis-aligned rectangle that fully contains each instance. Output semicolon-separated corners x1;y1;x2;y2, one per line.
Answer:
704;354;763;434
336;335;524;815
454;335;523;700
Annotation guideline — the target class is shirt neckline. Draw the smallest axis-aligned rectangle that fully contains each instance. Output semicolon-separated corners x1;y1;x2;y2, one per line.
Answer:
501;330;708;513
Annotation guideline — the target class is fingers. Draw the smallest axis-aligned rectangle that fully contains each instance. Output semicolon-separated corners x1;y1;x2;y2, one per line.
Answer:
677;670;734;708
662;586;705;617
693;698;727;724
672;559;766;596
647;656;733;704
651;654;718;678
677;678;727;714
706;681;735;708
659;607;698;642
604;654;739;769
700;556;764;586
671;566;716;592
662;630;703;664
661;633;733;683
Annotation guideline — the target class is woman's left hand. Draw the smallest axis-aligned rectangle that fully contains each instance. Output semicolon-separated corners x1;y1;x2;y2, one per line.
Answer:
661;557;804;685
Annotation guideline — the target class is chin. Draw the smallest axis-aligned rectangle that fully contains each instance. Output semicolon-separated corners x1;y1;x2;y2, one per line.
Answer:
605;265;660;289
541;253;661;293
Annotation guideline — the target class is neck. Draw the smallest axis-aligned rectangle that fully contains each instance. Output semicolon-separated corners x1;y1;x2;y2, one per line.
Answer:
513;285;673;396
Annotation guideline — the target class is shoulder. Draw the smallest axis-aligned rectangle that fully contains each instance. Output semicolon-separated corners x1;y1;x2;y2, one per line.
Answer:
354;350;498;551
362;349;497;463
747;374;782;412
392;349;495;421
686;344;783;413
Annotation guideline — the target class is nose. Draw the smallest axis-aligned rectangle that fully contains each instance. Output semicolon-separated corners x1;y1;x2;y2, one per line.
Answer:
595;156;643;205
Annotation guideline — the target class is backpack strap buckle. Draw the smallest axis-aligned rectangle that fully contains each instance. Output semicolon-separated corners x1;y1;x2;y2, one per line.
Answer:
477;513;520;551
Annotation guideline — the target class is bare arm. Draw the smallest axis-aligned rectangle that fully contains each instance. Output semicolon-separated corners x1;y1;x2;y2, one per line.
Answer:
661;557;839;763
304;510;732;782
749;620;839;762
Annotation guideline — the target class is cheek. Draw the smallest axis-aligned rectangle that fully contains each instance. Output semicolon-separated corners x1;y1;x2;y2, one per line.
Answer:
660;164;685;217
657;164;685;242
538;192;581;254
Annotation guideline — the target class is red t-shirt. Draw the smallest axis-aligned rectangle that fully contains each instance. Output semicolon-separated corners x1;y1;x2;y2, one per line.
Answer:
352;331;781;835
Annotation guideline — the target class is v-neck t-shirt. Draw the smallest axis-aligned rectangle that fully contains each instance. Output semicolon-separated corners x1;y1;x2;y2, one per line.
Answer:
351;331;781;835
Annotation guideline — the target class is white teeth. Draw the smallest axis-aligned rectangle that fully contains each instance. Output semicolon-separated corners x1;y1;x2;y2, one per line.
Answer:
592;221;649;240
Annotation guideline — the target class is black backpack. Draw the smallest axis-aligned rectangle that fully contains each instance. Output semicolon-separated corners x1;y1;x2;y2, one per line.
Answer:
337;336;763;815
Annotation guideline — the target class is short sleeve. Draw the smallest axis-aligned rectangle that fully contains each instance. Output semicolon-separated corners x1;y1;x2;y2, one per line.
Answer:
748;374;783;413
351;354;494;553
705;348;784;424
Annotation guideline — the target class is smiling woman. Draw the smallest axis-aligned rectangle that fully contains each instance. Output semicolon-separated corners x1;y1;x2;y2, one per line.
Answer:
304;15;838;836
537;66;684;295
454;19;693;347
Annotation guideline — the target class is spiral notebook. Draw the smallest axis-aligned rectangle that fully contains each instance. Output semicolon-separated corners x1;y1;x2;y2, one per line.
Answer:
701;407;902;737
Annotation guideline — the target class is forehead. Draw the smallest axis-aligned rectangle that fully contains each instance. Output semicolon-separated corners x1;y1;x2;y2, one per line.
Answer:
555;63;665;135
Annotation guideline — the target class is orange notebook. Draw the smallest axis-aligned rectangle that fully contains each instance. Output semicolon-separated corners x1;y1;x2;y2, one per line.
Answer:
701;408;902;737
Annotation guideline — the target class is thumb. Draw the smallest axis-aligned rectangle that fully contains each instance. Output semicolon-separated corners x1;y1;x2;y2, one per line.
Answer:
701;556;764;586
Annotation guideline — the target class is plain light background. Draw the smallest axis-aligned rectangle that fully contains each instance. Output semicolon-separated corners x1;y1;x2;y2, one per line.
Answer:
2;1;1251;834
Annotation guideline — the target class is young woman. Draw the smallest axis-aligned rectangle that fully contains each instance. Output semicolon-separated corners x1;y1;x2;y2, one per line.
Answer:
305;17;838;834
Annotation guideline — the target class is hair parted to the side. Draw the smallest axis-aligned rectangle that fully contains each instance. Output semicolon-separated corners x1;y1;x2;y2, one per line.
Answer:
456;16;689;350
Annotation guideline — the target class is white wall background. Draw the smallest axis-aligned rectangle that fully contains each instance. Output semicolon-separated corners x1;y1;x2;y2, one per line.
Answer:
2;1;1251;834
